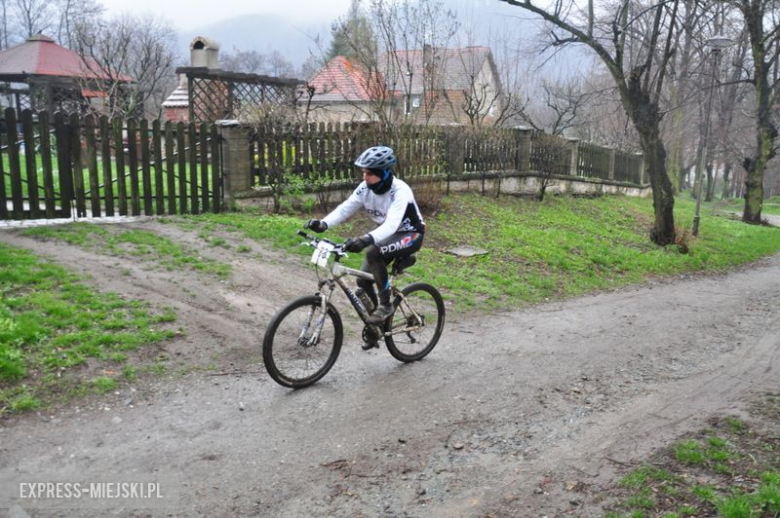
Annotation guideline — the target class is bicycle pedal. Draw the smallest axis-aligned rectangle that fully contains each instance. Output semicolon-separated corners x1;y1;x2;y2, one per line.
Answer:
361;341;379;351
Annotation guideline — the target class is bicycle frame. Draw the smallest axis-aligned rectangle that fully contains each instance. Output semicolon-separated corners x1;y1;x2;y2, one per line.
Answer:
321;261;374;318
301;232;425;344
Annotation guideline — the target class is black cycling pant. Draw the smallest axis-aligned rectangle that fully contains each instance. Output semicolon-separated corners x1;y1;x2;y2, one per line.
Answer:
357;231;424;306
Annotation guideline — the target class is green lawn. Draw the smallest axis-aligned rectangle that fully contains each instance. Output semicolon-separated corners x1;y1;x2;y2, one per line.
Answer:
2;153;218;216
710;195;780;217
0;243;177;413
185;192;780;313
3;191;778;413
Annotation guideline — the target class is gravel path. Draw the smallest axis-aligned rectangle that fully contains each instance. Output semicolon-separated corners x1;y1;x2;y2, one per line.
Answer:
0;222;778;516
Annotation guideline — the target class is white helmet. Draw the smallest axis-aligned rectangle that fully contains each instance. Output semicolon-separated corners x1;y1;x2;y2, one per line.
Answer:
354;146;397;170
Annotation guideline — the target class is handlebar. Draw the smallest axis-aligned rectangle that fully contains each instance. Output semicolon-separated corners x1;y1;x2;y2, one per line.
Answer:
298;230;347;256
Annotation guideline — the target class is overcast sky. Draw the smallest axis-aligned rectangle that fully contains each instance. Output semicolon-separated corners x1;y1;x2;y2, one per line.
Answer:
97;0;353;30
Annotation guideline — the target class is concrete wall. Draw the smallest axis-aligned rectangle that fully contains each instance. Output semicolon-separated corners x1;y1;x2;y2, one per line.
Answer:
232;170;651;213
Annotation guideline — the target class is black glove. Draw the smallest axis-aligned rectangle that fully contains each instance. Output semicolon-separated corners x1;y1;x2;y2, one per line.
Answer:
305;219;328;233
344;234;374;253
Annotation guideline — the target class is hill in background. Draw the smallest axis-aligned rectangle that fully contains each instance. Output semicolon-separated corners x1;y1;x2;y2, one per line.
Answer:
177;0;543;71
179;14;331;73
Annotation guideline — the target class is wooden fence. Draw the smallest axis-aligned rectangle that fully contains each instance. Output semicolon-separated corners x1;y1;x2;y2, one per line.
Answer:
249;122;445;186
2;111;645;222
0;108;222;221
247;122;645;190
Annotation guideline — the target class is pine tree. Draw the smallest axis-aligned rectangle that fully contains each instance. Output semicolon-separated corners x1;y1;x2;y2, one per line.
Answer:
327;0;375;62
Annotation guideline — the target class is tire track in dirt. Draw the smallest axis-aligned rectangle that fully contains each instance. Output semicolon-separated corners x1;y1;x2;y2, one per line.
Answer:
0;222;312;369
1;222;779;517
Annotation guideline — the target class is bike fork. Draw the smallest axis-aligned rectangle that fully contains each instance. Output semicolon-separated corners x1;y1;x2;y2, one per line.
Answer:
303;285;335;346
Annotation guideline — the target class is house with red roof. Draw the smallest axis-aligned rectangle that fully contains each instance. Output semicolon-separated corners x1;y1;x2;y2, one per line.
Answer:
305;46;504;125
305;55;388;123
381;46;504;125
0;34;133;115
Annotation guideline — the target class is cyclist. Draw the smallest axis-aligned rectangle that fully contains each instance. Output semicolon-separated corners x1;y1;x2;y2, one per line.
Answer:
306;145;425;331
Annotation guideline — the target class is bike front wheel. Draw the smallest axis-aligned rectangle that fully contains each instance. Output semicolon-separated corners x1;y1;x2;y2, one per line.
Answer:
263;295;343;388
384;282;445;362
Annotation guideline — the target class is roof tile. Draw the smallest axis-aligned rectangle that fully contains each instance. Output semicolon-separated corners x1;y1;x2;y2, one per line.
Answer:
0;35;133;82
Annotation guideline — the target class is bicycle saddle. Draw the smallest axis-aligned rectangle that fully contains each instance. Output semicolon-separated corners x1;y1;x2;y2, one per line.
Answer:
391;254;417;275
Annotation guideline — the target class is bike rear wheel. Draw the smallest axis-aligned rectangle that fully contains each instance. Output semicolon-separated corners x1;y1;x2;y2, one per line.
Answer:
384;282;445;362
263;295;343;388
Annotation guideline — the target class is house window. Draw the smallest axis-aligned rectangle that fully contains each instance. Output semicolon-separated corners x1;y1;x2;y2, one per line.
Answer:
405;95;421;115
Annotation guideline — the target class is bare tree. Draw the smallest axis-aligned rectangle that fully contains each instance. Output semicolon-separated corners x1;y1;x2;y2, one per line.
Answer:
374;0;460;124
446;43;508;127
713;29;750;200
300;54;323;81
499;0;688;246
572;76;642;149
221;47;268;75
485;32;536;128
328;0;459;126
0;0;10;49
56;0;103;50
75;14;178;118
662;0;703;193
13;0;54;38
732;0;780;223
532;133;570;201
267;50;296;78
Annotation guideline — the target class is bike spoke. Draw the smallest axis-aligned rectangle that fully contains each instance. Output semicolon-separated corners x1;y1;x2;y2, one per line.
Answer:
388;288;440;357
271;304;336;382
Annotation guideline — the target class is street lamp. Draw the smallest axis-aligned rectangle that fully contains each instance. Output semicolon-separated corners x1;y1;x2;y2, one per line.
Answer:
692;34;733;237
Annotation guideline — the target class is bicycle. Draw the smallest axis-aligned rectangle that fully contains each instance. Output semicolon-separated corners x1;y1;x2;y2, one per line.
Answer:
262;230;446;388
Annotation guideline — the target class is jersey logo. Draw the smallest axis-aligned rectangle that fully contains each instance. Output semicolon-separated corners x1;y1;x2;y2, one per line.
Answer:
366;208;385;218
380;235;415;254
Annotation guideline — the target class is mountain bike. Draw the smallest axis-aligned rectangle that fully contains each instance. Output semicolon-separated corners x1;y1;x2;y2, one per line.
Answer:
262;230;445;388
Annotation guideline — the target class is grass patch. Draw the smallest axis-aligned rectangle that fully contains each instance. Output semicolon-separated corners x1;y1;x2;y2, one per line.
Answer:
675;440;706;465
176;194;780;315
91;376;117;393
0;243;176;414
712;195;780;216
21;225;231;278
602;398;780;516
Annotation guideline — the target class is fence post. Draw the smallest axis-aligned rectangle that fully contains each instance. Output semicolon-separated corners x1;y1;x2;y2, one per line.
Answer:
568;138;580;176
515;128;532;172
216;120;251;207
442;127;465;195
608;148;616;181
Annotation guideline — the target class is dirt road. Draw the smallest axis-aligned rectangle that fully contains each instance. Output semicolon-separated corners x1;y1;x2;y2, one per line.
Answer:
0;220;778;517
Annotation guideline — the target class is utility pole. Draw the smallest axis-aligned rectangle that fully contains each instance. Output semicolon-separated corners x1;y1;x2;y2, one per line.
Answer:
692;35;732;237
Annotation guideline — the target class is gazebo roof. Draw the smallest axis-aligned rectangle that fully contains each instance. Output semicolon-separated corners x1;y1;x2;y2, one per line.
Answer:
0;34;133;83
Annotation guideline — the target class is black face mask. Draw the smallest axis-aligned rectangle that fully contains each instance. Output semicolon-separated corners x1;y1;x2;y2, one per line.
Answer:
368;170;393;195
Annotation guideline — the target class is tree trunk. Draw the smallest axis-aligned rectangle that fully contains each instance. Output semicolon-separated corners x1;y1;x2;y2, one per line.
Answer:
705;162;715;202
743;150;767;223
666;91;684;193
741;1;776;224
625;85;676;245
742;87;774;223
643;135;676;245
721;161;732;199
742;91;774;222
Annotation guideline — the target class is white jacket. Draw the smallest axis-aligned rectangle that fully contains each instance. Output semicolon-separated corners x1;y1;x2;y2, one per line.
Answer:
322;178;425;243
